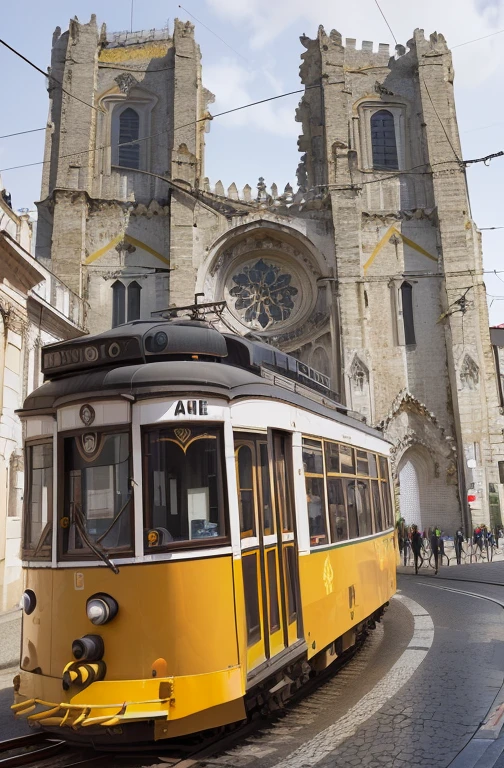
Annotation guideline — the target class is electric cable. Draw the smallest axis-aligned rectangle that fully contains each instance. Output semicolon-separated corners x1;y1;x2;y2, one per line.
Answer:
0;85;315;174
178;4;248;63
0;38;103;114
373;0;397;45
0;127;46;140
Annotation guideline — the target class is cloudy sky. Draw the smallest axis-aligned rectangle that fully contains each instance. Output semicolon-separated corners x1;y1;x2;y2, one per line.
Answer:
2;0;504;322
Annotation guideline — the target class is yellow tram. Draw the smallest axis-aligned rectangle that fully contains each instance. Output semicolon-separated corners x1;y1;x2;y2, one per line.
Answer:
13;319;396;744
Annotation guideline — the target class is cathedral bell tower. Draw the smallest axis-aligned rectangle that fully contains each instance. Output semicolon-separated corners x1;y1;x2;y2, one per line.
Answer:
37;16;213;332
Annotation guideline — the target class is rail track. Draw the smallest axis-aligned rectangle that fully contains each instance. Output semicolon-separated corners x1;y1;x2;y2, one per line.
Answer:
3;612;385;768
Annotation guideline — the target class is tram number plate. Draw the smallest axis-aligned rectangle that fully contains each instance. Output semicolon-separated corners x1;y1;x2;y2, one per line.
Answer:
174;400;208;416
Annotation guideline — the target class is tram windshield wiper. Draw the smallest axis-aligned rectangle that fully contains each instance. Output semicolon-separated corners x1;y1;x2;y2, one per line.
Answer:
73;503;121;575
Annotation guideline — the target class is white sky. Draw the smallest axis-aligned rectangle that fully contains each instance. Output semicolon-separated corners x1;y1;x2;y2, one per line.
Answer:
2;0;504;323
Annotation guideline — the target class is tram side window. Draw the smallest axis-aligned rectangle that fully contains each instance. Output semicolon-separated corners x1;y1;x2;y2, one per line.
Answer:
143;425;227;549
236;444;256;538
345;479;359;539
62;432;133;557
302;439;328;546
327;477;348;542
356;480;373;537
379;456;393;528
371;478;384;531
23;441;53;559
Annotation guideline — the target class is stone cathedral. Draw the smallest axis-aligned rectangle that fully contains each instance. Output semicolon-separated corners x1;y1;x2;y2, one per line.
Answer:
36;16;504;533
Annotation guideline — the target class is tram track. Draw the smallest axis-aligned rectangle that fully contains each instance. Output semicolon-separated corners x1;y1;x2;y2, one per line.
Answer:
3;618;384;768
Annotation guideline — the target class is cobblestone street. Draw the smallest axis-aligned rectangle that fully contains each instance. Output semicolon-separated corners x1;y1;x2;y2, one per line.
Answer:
1;563;503;767
197;562;504;768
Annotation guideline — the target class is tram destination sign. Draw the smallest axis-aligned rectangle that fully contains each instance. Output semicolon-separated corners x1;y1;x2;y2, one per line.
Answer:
42;337;142;377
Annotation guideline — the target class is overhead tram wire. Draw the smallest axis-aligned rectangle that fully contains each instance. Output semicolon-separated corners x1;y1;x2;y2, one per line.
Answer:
0;38;104;114
178;3;248;63
7;22;504;142
0;127;46;140
373;0;397;45
0;86;315;174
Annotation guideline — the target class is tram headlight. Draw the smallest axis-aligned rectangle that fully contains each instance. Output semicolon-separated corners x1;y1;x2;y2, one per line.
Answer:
21;589;36;615
86;593;118;625
153;331;168;351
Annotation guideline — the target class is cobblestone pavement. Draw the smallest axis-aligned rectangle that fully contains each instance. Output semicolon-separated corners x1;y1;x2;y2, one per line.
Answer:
2;566;503;767
199;568;504;768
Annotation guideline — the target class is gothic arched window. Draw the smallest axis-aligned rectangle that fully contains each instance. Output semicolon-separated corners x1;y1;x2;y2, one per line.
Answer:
371;110;398;170
112;281;126;327
127;281;141;321
118;107;140;169
401;281;416;345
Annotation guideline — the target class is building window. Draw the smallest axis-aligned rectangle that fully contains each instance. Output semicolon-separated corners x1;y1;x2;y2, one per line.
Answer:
401;281;415;345
112;280;142;327
127;281;141;321
112;281;126;327
118;108;140;169
371;109;398;170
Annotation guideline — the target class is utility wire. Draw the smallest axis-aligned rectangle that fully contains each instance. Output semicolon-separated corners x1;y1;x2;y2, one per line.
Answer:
452;28;504;49
373;0;397;45
0;38;103;115
4;24;504;142
0;127;46;140
421;77;461;163
178;4;248;63
0;85;314;174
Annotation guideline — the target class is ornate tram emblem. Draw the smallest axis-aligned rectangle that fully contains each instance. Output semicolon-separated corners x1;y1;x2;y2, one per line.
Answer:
323;555;334;595
174;427;191;445
82;433;98;455
79;404;95;426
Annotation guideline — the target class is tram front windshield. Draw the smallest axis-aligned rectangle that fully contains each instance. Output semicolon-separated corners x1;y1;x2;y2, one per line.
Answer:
143;425;227;550
62;431;133;556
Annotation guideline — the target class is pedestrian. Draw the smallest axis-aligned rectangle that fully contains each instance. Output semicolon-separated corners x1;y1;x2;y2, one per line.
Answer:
430;527;440;575
411;524;423;575
454;528;464;565
473;525;483;552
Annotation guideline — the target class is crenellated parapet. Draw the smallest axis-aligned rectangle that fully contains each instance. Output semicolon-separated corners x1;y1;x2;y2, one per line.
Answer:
197;177;329;216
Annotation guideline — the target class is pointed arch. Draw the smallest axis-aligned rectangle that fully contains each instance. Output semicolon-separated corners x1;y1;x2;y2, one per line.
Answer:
401;281;416;345
127;280;141;321
112;281;126;327
371;109;398;170
118;107;140;169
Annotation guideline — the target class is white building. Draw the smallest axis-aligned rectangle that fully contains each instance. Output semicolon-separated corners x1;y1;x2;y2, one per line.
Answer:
0;186;86;610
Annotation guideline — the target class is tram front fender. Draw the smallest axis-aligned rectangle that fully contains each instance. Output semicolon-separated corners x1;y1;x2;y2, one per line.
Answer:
14;665;245;730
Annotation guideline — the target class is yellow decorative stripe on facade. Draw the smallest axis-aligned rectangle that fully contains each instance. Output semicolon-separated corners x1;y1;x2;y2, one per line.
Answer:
99;43;171;63
363;226;438;275
85;235;170;266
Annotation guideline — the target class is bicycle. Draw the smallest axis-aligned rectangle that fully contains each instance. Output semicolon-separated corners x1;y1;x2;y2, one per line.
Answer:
429;549;450;569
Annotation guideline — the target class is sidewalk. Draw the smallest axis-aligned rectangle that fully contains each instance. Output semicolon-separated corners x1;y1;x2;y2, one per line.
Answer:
0;608;21;670
398;559;504;586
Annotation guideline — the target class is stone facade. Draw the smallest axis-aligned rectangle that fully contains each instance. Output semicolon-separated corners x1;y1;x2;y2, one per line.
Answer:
0;188;86;610
36;18;504;534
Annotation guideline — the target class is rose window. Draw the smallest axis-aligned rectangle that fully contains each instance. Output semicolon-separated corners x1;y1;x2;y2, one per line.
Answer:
228;258;299;330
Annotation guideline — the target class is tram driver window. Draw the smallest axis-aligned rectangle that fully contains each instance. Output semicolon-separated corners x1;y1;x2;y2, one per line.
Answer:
23;441;53;560
62;431;133;557
143;425;227;550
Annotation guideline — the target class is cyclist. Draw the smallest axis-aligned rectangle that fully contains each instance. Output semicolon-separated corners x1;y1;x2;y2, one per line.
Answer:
411;524;423;575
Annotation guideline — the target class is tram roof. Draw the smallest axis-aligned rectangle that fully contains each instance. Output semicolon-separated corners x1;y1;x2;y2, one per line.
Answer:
20;359;388;442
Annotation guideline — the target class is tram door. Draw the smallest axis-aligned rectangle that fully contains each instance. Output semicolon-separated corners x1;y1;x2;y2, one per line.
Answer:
235;431;300;674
